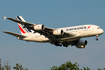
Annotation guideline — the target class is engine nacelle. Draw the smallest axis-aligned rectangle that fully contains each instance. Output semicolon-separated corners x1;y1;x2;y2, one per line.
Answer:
34;24;45;30
53;30;64;35
76;40;87;48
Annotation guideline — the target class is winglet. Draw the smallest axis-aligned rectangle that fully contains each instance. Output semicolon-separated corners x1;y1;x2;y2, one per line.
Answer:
4;16;7;20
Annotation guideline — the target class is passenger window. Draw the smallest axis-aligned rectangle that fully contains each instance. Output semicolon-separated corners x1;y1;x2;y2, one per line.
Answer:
74;28;76;30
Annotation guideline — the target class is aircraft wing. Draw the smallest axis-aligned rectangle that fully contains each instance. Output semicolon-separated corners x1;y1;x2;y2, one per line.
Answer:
3;31;26;37
4;16;77;40
4;16;34;25
4;16;54;30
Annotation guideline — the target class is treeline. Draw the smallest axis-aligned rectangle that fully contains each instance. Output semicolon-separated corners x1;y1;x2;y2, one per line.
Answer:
0;59;105;70
0;59;27;70
49;61;105;70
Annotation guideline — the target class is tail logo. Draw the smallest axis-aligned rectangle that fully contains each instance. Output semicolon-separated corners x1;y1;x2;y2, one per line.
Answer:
88;26;91;29
16;16;32;34
18;25;26;34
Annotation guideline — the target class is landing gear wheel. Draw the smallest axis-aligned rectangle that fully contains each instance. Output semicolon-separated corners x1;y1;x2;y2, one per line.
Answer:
96;38;98;41
96;35;99;41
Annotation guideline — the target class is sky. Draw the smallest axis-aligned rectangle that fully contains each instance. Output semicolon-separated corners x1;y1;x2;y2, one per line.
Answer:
0;0;105;70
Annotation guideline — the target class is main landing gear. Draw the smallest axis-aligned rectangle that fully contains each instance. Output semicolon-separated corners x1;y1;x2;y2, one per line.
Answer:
96;35;98;41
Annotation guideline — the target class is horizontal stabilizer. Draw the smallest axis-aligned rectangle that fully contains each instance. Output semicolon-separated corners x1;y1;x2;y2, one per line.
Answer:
3;31;27;37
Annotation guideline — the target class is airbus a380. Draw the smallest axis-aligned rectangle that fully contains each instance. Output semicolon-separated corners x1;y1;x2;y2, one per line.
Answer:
3;16;104;48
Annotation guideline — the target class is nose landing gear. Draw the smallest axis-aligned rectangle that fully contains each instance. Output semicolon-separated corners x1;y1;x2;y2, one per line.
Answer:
96;35;98;41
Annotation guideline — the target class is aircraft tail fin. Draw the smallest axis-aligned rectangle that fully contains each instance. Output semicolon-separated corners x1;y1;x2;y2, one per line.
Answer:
16;16;32;35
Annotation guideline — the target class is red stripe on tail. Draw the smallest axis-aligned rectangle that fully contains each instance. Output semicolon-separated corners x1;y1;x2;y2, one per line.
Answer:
18;25;26;34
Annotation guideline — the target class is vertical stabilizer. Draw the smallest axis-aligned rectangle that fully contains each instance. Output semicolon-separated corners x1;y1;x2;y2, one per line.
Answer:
16;16;32;35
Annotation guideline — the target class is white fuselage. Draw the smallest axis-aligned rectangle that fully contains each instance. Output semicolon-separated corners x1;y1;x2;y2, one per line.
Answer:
22;25;104;42
4;16;104;48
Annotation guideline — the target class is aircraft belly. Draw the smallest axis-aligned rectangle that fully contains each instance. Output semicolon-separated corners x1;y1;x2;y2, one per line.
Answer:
57;36;81;43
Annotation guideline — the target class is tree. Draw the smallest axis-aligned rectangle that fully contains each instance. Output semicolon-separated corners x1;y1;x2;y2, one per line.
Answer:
0;59;4;70
13;63;28;70
0;59;28;70
0;59;11;70
98;68;105;70
4;61;11;70
50;61;90;70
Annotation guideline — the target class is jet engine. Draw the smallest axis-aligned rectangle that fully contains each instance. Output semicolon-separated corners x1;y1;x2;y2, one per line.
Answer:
76;40;87;48
53;30;64;35
34;24;45;30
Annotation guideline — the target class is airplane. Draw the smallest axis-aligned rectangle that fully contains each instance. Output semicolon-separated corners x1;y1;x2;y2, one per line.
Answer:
3;16;104;48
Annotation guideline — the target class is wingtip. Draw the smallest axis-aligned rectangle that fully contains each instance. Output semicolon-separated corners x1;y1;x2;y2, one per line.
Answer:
2;31;6;33
4;16;7;20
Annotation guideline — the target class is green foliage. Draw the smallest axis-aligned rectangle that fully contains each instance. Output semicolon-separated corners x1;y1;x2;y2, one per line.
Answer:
82;67;90;70
4;61;11;70
49;61;105;70
98;68;105;70
50;61;90;70
0;59;11;70
13;63;28;70
1;58;105;70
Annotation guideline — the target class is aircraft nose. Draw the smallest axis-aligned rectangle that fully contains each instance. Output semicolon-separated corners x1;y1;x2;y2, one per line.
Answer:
101;29;104;34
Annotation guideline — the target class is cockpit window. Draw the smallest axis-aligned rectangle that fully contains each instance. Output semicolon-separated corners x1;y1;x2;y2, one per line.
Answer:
97;27;101;29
